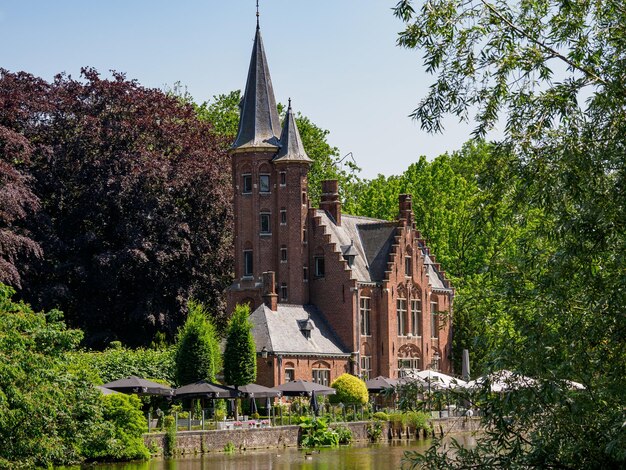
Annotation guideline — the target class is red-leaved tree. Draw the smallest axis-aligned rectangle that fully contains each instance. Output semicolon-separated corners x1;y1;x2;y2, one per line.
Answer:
0;68;233;346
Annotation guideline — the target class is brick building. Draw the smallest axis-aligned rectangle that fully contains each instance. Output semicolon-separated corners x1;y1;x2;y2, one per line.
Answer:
226;21;453;388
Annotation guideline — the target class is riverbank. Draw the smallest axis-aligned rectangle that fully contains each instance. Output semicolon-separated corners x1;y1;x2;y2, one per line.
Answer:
143;417;482;455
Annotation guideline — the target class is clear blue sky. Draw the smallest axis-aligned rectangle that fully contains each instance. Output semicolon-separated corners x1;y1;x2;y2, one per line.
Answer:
1;0;477;179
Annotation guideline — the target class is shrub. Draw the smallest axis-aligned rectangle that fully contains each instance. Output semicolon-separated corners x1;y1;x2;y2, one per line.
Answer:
367;421;384;442
214;409;226;421
223;304;256;387
299;417;339;448
373;411;390;421
175;300;221;385
333;425;353;445
87;394;150;461
223;441;235;453
163;415;177;457
406;411;432;433
329;373;369;405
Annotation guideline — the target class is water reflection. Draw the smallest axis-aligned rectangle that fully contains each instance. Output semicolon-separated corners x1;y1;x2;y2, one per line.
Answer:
72;435;477;470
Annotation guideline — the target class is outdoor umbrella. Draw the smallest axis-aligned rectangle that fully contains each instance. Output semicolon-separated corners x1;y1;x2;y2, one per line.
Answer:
277;379;336;397
310;390;320;416
102;375;174;396
175;381;240;399
231;383;282;398
465;370;537;392
249;396;258;415
95;385;119;395
409;370;467;389
365;376;398;393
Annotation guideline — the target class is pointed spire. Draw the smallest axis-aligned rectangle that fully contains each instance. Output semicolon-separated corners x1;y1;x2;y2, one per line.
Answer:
274;99;313;163
232;23;281;150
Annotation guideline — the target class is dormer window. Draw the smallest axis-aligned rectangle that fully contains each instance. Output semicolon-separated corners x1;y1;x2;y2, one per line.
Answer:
342;240;358;268
299;319;314;339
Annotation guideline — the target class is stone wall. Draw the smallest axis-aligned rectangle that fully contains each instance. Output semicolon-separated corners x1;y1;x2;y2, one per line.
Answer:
144;418;481;455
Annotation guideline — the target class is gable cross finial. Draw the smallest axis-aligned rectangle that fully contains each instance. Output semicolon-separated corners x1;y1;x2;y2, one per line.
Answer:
256;0;260;28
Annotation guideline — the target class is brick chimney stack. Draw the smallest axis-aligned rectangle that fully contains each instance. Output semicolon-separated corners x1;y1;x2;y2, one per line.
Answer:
262;271;278;311
320;180;341;226
399;194;413;226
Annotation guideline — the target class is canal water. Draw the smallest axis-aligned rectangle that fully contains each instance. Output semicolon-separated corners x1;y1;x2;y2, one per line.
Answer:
78;435;477;470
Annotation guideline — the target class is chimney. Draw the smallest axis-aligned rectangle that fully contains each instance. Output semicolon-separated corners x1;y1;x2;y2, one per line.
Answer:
320;179;341;226
262;271;278;311
399;194;413;226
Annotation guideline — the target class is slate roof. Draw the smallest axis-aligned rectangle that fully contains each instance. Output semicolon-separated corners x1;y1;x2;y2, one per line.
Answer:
232;25;281;150
273;100;312;163
316;210;452;291
249;304;349;356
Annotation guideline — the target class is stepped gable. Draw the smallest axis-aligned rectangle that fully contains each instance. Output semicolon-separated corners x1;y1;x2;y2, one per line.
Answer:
249;304;350;356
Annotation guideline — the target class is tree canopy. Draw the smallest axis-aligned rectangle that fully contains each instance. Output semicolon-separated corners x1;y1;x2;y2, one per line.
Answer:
393;0;626;466
174;300;221;386
223;303;256;387
0;68;233;346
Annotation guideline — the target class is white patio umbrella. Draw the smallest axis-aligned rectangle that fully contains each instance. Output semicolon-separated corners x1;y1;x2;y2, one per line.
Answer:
465;369;537;392
410;370;468;389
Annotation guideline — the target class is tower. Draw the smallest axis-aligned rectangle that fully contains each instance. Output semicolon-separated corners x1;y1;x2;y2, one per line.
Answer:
227;23;312;312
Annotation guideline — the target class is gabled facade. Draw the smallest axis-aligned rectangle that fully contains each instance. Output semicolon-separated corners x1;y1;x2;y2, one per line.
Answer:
226;22;453;387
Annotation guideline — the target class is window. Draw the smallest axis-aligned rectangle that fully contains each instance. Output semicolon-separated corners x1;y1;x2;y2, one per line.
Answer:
280;246;287;262
431;301;439;339
360;297;371;336
280;283;288;301
259;174;270;193
242;174;252;193
312;369;330;386
303;266;309;282
398;358;421;376
361;356;371;380
405;256;412;276
280;208;287;225
315;256;325;278
280;171;286;186
411;299;421;336
302;191;306;205
260;212;271;234
302;228;307;244
285;368;295;382
397;299;407;336
243;250;253;277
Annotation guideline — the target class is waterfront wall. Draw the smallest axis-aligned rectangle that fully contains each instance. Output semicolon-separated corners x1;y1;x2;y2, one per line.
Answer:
144;418;481;455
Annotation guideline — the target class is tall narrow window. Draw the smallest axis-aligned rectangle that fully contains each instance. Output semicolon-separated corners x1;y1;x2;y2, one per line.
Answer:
242;174;252;194
280;246;287;262
259;174;270;193
431;301;439;339
405;256;412;276
280;171;286;186
302;228;307;244
280;208;287;225
280;283;288;301
243;250;253;277
411;299;421;336
361;356;371;380
315;256;325;278
260;212;271;234
397;299;407;336
360;297;371;336
303;266;309;282
302;191;306;205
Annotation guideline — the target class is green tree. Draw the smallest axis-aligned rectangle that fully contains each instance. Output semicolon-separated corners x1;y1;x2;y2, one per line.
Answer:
174;300;221;385
223;304;256;388
394;0;626;467
329;373;369;405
